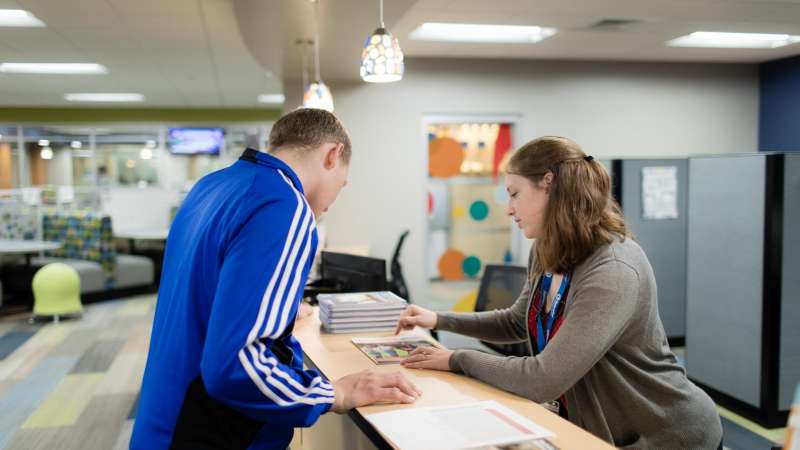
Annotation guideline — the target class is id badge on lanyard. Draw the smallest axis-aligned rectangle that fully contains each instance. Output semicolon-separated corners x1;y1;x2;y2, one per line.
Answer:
535;272;570;354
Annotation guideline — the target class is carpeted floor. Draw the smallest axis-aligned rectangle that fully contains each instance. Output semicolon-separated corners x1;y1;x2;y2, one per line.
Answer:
0;295;152;450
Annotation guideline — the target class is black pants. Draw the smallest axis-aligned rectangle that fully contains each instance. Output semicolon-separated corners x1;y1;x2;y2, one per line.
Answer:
169;376;262;450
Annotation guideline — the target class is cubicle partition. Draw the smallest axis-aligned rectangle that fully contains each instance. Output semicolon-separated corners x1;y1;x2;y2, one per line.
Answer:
780;153;800;415
686;153;798;427
606;158;689;343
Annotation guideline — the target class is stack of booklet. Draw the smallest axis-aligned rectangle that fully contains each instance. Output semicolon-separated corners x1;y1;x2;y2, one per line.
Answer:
318;291;408;334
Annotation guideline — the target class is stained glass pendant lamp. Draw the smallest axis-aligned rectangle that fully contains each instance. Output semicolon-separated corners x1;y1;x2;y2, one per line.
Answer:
360;0;404;83
302;0;334;111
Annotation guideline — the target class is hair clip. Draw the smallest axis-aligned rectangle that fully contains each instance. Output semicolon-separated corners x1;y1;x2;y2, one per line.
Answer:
584;155;594;162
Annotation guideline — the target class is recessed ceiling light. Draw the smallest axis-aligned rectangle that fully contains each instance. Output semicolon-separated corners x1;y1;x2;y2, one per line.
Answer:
65;93;144;103
409;23;557;43
667;31;800;49
258;94;285;104
0;63;108;74
0;9;45;27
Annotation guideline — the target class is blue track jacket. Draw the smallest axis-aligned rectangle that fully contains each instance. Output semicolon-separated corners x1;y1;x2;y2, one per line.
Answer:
130;149;334;450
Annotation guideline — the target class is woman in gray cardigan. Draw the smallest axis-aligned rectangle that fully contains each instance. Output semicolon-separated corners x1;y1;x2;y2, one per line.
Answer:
397;136;723;449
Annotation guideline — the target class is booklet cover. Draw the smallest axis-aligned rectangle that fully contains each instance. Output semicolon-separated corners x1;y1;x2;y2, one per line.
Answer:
351;336;439;365
365;400;554;450
318;291;408;312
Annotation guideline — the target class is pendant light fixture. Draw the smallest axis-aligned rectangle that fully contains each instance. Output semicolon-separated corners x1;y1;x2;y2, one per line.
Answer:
360;0;404;83
302;0;334;111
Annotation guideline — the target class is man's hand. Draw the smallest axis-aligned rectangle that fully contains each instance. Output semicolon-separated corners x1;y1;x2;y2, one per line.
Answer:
401;346;454;372
331;370;422;413
395;305;438;335
296;302;314;320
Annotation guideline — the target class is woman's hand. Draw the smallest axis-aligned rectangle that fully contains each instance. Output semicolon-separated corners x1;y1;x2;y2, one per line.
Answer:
395;305;438;334
401;346;454;372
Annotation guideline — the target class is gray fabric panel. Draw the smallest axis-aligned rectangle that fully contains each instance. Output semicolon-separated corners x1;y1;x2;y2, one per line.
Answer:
114;255;154;289
686;154;764;407
622;159;688;338
31;257;105;294
781;153;800;410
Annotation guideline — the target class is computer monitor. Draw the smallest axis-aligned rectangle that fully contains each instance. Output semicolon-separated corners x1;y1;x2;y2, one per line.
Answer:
319;251;387;293
474;264;529;357
475;264;528;313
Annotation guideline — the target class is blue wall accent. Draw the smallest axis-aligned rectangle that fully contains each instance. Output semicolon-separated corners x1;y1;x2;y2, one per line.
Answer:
760;55;800;152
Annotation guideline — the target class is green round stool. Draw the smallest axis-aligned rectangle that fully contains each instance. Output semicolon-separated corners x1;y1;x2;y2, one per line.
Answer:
32;263;83;323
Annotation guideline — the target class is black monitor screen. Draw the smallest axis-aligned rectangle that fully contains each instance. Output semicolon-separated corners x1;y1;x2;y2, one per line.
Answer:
320;251;387;292
474;265;527;312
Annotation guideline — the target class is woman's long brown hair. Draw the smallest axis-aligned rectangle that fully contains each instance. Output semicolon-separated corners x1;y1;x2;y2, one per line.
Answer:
507;136;630;275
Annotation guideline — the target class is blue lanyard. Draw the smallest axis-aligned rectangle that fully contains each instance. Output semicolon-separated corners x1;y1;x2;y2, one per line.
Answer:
535;272;570;353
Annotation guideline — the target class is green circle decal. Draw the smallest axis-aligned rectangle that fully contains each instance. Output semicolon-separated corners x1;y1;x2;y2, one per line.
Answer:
463;256;482;278
469;200;489;221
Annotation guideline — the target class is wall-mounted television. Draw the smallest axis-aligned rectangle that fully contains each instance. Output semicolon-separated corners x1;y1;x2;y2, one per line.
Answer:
167;128;225;155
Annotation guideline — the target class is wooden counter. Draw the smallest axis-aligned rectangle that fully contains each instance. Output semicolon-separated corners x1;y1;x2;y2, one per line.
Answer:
294;308;615;450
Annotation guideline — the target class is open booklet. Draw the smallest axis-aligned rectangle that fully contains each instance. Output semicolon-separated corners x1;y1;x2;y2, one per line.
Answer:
365;400;555;450
351;336;439;365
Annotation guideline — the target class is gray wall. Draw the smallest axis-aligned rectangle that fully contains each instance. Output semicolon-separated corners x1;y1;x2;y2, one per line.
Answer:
686;154;765;407
286;58;759;304
781;153;800;409
622;159;688;339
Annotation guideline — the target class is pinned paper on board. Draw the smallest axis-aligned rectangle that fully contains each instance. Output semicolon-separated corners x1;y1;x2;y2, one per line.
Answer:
641;166;678;220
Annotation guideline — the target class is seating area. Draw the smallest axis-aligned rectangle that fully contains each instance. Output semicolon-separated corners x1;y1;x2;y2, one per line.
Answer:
0;191;156;312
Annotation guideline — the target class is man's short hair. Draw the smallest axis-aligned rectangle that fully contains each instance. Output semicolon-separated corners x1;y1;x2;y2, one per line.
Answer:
268;108;351;164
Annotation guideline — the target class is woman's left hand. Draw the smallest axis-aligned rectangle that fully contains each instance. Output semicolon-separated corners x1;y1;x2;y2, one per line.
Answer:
401;346;454;372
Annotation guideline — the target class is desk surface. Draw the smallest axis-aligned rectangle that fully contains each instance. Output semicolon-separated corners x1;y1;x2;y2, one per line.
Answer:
0;239;62;254
294;308;615;450
113;229;170;241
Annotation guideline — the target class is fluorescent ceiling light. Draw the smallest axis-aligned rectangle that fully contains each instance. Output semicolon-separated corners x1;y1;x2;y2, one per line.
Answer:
38;139;49;146
0;9;45;27
71;141;82;149
258;94;285;104
409;23;557;43
0;63;108;74
667;31;800;49
65;93;144;103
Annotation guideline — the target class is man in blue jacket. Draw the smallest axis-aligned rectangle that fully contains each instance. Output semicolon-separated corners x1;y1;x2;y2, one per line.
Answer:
131;108;420;449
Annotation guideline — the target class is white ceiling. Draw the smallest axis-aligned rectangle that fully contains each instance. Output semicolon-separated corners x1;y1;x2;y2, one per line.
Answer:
390;0;800;63
1;0;800;107
0;0;278;106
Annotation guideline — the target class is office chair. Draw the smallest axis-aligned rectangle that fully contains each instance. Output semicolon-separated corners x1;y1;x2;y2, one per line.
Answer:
474;264;529;357
388;230;410;302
